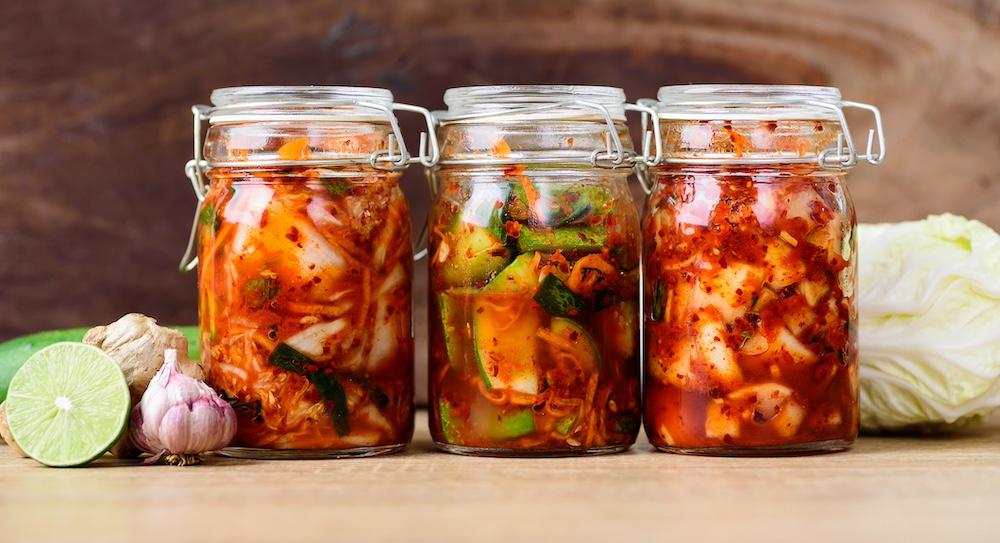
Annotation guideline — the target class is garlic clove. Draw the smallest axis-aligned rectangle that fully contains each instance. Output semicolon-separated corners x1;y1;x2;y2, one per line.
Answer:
129;349;237;463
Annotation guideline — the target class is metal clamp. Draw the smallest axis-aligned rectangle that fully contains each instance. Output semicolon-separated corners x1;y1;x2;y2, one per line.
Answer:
626;100;663;194
633;98;885;173
179;100;439;271
434;99;632;169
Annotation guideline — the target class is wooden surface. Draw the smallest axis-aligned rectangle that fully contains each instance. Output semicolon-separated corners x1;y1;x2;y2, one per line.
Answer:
1;0;998;344
0;410;998;543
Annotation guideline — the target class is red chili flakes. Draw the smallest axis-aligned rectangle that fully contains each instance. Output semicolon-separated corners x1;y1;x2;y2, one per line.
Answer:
569;331;579;341
312;276;321;284
285;226;301;243
305;364;318;373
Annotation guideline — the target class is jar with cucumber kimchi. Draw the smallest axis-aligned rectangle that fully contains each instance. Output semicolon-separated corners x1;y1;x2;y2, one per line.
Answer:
427;85;643;456
639;85;885;455
182;86;437;458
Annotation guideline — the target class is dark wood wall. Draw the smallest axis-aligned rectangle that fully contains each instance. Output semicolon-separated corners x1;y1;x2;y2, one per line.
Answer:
1;0;998;343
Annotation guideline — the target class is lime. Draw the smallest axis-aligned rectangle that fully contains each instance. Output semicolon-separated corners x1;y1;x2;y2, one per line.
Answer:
5;342;131;467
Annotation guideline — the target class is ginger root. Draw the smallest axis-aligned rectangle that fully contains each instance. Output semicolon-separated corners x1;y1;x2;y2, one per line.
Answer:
0;402;28;457
84;313;205;403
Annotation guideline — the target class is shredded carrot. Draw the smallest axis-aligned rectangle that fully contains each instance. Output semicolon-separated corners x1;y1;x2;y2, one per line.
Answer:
277;137;311;160
492;138;512;157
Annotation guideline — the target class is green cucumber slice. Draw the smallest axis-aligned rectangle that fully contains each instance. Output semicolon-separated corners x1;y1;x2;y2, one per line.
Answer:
437;289;475;370
483;253;540;293
471;294;540;394
438;399;462;444
549;317;601;372
470;399;535;441
440;225;511;287
554;414;578;436
517;226;608;253
534;275;588;317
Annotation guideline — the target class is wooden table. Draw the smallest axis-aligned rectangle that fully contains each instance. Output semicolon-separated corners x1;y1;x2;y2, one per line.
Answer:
1;411;998;543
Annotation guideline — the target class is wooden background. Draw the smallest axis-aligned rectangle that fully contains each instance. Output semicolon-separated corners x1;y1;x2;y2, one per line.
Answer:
1;0;998;353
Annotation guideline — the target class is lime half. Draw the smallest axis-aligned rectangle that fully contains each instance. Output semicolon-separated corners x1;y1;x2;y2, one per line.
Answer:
6;343;130;467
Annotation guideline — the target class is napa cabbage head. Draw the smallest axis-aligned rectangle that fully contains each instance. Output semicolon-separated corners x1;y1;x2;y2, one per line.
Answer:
858;214;1000;432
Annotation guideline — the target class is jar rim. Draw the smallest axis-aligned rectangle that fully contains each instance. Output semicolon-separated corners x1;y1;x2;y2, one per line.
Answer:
653;84;843;121
211;86;394;107
440;85;626;121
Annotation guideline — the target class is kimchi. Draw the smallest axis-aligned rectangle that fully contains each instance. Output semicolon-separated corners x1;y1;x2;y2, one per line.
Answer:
427;86;642;456
192;87;418;457
641;85;883;455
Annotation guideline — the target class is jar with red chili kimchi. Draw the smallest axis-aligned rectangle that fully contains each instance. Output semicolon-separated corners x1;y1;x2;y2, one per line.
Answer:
427;86;644;456
182;86;438;458
638;85;885;455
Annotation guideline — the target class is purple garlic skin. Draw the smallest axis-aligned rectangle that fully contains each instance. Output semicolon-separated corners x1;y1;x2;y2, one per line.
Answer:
130;349;237;458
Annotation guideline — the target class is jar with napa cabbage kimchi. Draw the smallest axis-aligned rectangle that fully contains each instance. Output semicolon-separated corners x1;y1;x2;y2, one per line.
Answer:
638;85;886;455
182;86;437;458
427;85;644;456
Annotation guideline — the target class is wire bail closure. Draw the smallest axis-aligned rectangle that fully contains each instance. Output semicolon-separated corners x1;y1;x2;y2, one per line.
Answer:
633;98;886;175
180;99;439;271
433;99;635;169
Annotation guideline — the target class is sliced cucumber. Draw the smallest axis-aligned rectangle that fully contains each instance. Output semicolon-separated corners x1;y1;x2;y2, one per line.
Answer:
506;181;610;228
440;225;511;287
483;253;539;293
517;226;608;253
462;183;510;239
597;301;637;360
534;274;588;317
554;414;578;436
438;399;461;444
437;289;475;370
470;399;535;441
549;317;601;372
471;294;540;394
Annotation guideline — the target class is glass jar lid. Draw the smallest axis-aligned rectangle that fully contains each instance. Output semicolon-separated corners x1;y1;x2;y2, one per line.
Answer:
435;85;636;168
439;85;627;121
654;84;842;121
185;85;438;192
208;86;394;123
638;84;886;170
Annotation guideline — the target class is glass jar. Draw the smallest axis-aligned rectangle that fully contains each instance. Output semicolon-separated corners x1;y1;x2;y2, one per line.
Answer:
182;86;437;458
427;85;643;456
639;85;885;455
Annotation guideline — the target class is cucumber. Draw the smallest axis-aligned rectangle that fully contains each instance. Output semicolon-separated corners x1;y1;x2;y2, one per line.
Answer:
534;275;588;317
483;253;539;293
549;317;601;372
438;399;462;444
471;294;540;394
0;326;199;403
470;399;535;440
597;301;637;360
517;226;607;253
437;289;475;370
440;225;511;287
462;184;509;241
506;181;610;228
554;414;578;436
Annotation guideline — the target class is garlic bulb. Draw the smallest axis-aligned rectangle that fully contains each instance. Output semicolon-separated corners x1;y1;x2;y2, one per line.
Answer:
130;349;236;465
